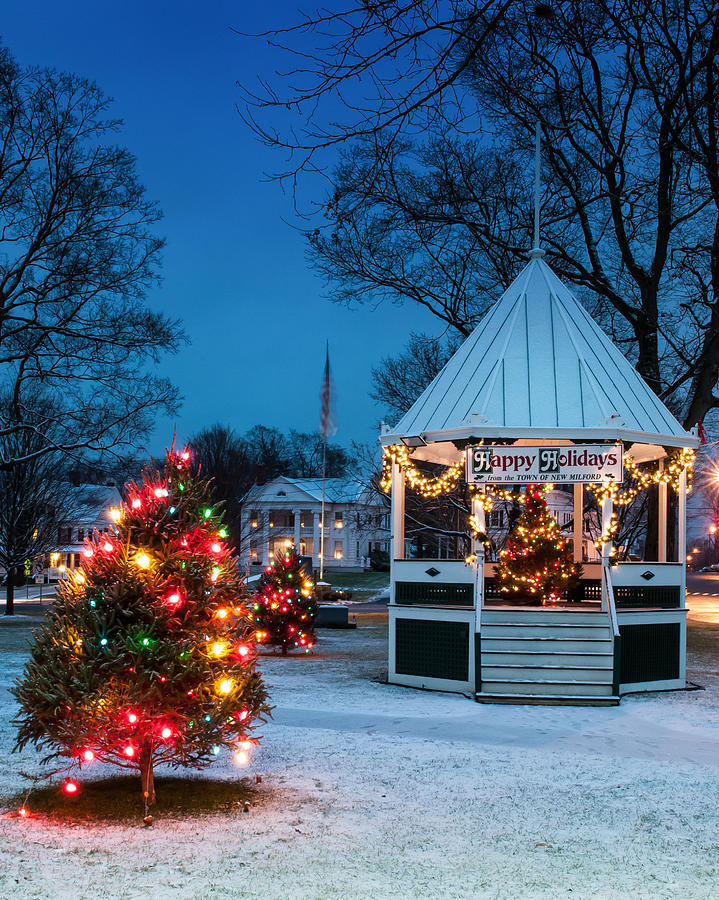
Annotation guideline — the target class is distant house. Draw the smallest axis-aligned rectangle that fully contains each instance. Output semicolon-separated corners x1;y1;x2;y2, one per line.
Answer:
240;477;390;571
43;484;122;581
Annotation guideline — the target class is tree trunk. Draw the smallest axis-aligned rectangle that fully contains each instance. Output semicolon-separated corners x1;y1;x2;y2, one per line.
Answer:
140;746;155;809
4;570;15;616
282;642;288;657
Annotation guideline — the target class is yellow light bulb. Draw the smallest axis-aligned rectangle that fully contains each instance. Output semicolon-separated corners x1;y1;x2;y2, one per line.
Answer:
136;553;151;569
218;678;234;695
211;641;227;657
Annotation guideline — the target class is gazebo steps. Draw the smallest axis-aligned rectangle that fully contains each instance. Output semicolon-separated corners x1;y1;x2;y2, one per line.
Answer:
475;692;620;707
482;636;613;652
483;654;613;672
482;609;607;625
481;622;610;640
479;607;616;703
479;678;614;697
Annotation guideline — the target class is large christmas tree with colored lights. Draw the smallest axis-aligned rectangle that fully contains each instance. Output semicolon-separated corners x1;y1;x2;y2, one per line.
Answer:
252;548;316;655
12;447;270;816
495;485;582;605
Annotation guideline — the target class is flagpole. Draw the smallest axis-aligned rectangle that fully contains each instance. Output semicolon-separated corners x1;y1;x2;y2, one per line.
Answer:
319;340;332;581
320;433;327;581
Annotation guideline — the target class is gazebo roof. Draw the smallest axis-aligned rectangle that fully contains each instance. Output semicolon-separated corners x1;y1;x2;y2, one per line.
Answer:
381;255;697;450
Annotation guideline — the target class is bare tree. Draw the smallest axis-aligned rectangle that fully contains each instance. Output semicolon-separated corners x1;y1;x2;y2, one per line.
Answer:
243;1;719;429
0;400;80;614
372;331;460;420
189;425;253;550
0;44;185;469
238;1;513;179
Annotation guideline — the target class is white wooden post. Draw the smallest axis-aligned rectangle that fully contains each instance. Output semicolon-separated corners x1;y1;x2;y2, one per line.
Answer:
658;462;667;563
678;466;687;607
312;512;320;570
472;492;486;696
390;462;405;561
261;514;270;567
600;495;613;611
293;509;301;551
472;494;486;616
573;483;583;563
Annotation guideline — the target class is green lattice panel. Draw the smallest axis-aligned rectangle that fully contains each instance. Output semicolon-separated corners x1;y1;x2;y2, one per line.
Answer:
394;582;473;607
395;618;469;682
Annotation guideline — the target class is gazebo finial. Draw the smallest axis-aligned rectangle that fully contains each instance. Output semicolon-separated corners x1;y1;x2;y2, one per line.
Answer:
529;119;546;260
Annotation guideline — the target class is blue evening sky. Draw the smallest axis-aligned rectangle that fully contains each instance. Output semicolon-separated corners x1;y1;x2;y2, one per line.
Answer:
1;1;438;453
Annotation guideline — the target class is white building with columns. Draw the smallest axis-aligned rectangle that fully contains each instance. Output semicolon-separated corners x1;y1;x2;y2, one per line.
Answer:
239;477;390;572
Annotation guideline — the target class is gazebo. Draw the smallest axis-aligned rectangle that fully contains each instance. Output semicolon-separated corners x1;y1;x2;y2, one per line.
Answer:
380;250;698;705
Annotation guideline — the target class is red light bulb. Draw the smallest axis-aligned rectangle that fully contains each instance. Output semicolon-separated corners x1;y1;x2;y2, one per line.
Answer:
124;745;135;758
82;749;95;762
63;780;79;795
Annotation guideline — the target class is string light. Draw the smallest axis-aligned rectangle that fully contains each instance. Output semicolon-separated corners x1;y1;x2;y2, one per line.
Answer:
135;553;151;569
381;444;464;497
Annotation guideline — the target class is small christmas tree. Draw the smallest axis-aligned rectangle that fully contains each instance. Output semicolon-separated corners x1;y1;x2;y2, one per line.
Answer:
252;548;316;655
12;447;270;816
495;485;582;605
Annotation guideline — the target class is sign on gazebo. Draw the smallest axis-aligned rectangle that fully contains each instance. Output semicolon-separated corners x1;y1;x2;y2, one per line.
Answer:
466;443;623;484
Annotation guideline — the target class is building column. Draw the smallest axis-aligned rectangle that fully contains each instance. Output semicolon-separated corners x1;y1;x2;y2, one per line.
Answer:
293;508;301;551
391;462;405;561
313;512;320;572
261;514;270;567
573;483;583;563
342;518;349;566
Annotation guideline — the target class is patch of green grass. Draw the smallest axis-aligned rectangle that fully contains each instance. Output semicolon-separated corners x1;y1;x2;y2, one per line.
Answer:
322;571;388;591
4;774;259;823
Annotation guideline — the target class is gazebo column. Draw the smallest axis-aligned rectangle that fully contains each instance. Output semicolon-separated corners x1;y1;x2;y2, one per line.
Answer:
472;493;486;610
658;464;668;562
600;494;613;611
391;462;405;561
472;492;486;695
678;466;687;606
573;484;583;563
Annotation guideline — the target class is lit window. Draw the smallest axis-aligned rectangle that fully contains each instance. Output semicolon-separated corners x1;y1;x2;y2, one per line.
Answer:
334;540;343;560
250;547;257;559
334;513;343;530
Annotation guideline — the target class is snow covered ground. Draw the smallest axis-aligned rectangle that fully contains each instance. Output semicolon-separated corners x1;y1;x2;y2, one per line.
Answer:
1;608;719;899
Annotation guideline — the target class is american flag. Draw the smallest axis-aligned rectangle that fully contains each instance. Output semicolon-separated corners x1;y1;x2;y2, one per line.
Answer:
320;342;336;439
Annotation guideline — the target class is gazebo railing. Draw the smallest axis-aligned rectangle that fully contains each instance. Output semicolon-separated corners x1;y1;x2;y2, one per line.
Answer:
602;565;622;695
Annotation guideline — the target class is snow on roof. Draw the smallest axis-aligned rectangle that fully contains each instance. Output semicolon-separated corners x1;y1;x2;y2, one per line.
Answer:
244;477;373;505
383;255;696;448
73;484;122;522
